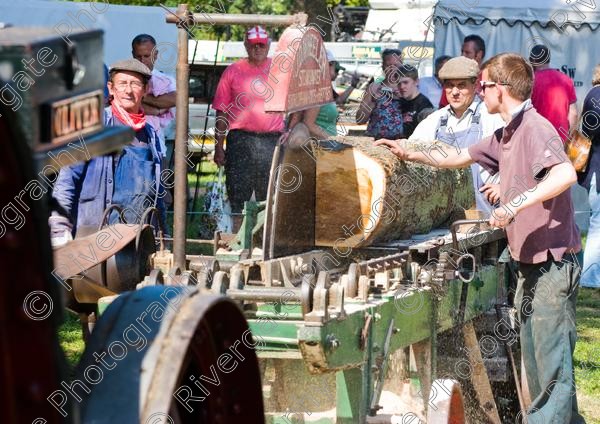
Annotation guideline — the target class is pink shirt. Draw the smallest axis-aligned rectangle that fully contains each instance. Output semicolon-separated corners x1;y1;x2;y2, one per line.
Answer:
212;58;284;133
531;68;576;142
146;69;176;155
469;106;581;264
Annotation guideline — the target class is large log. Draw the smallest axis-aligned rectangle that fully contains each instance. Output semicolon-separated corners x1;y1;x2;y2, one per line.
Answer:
257;24;472;250
312;136;475;247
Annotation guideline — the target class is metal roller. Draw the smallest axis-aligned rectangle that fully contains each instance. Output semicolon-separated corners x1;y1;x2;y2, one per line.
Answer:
211;271;230;294
86;224;156;294
190;258;220;289
346;263;360;298
227;287;303;302
54;224;157;313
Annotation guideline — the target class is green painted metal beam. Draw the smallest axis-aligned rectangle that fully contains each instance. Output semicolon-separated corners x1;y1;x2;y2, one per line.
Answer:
249;264;503;423
249;265;499;361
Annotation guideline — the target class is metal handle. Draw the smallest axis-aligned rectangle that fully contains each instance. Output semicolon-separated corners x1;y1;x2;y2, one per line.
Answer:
450;218;489;251
98;204;126;230
456;253;476;283
139;207;166;252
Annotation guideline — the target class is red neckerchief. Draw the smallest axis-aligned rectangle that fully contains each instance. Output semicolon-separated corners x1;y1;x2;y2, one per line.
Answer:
110;98;146;131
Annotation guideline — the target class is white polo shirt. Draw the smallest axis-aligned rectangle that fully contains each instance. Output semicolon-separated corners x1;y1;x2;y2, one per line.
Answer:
409;97;505;142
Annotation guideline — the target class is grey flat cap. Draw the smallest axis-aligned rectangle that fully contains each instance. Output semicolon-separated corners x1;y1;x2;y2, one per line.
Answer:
438;56;479;80
109;59;151;78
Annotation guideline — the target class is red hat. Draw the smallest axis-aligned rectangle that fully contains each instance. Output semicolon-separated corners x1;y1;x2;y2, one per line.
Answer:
246;26;269;44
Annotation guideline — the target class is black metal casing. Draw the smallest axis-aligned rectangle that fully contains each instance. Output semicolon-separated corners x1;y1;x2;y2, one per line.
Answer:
0;26;132;423
0;27;132;172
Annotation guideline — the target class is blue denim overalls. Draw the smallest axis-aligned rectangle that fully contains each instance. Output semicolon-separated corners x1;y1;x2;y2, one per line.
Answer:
52;109;164;238
106;114;162;227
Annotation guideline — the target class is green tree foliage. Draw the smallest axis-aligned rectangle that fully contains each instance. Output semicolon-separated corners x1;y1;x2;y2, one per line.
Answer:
67;0;368;40
326;0;369;6
69;0;294;39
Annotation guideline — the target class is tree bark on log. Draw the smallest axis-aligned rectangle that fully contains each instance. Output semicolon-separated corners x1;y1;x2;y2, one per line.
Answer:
313;136;475;247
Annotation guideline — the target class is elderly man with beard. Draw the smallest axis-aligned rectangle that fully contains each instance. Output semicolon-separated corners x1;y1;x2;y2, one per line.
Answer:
50;59;165;245
212;26;285;230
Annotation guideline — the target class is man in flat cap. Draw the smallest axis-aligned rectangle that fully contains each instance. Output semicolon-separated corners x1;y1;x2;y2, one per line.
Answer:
408;56;504;213
50;59;166;243
377;53;584;423
212;26;285;230
439;34;486;109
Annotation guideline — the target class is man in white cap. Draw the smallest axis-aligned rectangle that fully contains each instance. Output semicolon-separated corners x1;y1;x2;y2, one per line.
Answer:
408;56;505;214
212;26;284;230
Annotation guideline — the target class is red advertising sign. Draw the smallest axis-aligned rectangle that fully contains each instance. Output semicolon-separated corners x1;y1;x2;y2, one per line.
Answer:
264;26;333;114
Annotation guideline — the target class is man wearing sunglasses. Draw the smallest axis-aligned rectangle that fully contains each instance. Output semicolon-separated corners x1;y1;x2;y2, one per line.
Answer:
409;56;504;214
376;53;584;423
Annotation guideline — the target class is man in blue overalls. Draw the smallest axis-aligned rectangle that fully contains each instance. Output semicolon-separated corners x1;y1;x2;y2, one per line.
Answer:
409;56;505;214
50;59;165;245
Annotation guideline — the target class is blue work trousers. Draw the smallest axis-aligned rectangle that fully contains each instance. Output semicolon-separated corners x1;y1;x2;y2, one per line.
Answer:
582;173;600;287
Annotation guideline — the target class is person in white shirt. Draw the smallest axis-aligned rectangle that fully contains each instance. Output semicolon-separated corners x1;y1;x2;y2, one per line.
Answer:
409;56;505;214
418;55;450;108
132;34;176;157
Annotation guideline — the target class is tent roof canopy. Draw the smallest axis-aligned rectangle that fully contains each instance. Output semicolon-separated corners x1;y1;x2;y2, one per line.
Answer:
434;0;600;30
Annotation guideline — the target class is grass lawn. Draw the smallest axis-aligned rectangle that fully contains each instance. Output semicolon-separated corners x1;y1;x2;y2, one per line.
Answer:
574;287;600;424
59;312;85;378
187;160;219;187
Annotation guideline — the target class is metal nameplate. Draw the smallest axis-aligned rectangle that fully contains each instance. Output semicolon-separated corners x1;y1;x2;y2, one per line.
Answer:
46;89;103;145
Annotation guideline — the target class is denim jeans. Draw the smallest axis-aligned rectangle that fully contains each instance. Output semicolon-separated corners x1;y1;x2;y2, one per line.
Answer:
582;173;600;287
515;253;585;424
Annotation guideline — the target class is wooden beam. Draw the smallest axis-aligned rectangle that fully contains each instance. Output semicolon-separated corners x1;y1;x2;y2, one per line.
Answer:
411;338;432;413
521;359;532;407
463;321;502;424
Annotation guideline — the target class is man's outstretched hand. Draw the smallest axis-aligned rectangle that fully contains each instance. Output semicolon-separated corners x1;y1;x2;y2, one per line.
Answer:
374;138;411;160
480;183;501;204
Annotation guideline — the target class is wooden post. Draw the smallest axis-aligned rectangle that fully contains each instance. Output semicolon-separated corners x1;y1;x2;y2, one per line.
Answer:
463;321;502;424
521;359;532;407
412;339;433;413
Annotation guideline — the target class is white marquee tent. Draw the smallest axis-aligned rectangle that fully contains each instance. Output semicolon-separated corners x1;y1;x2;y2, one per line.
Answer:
432;0;600;102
